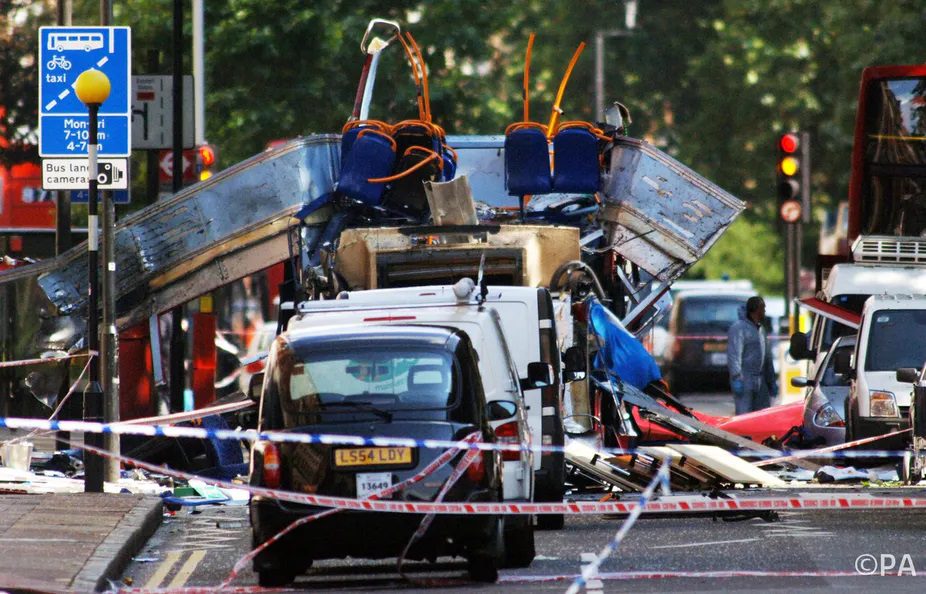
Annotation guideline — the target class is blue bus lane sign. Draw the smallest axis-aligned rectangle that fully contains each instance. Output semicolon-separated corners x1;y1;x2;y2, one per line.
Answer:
39;27;132;158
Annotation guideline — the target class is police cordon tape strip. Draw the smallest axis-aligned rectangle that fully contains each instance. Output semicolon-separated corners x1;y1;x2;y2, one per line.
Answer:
0;415;911;461
500;570;878;583
756;428;913;467
566;460;671;594
78;443;926;516
218;433;480;588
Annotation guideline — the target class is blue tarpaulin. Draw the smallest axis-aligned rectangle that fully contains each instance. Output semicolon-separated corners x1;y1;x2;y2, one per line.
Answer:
588;299;662;389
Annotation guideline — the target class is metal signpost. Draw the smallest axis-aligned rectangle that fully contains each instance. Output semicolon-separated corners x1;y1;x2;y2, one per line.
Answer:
39;27;132;158
39;27;131;194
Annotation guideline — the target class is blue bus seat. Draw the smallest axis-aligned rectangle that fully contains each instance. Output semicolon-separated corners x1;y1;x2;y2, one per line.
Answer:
552;124;601;194
505;124;552;196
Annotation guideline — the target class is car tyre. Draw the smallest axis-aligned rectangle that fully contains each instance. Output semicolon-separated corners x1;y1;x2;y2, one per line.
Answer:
503;517;536;568
257;570;296;588
468;556;499;583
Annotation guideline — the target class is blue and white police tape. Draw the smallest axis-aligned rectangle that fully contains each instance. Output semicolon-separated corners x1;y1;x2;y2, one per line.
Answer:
0;415;912;461
566;460;671;594
79;443;926;515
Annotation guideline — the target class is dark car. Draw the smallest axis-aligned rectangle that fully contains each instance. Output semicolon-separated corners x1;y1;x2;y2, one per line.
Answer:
249;324;506;587
662;290;753;393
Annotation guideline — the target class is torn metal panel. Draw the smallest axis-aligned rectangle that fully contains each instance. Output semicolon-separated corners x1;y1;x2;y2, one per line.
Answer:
335;224;580;289
661;444;786;487
29;135;339;335
614;380;820;471
599;137;746;282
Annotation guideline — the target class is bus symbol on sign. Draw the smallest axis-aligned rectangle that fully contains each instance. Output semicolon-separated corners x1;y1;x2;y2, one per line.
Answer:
47;31;104;52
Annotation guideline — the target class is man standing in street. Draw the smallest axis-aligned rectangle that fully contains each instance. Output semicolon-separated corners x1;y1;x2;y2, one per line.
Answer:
727;296;778;414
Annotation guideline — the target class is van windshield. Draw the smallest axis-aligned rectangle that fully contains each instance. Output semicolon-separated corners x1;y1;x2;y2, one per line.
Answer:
270;345;459;423
865;309;926;371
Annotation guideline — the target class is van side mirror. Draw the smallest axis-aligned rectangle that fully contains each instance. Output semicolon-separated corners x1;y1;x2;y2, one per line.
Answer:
896;368;920;384
562;346;586;382
521;362;554;391
832;350;852;376
248;372;265;402
487;400;518;421
789;332;815;361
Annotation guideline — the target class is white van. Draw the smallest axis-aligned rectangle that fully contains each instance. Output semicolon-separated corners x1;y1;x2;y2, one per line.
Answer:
792;236;926;375
835;293;926;441
289;281;572;528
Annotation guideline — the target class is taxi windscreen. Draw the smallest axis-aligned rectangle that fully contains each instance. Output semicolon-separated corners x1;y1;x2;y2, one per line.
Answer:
270;345;459;423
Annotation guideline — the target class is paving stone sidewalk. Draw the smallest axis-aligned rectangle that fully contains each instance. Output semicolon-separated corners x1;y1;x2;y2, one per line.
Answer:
0;493;162;592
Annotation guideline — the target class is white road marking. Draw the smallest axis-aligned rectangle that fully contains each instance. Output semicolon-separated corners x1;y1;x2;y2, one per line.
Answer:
580;552;603;594
652;537;759;549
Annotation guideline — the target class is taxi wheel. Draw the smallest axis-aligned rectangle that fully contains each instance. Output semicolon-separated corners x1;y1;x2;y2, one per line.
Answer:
467;555;499;583
503;518;536;568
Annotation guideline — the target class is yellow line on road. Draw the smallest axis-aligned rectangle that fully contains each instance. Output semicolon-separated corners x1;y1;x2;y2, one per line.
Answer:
144;550;183;589
168;549;207;589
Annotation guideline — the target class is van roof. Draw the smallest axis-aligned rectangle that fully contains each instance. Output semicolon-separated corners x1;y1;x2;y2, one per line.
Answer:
298;283;541;312
864;293;926;310
824;263;926;298
284;323;457;348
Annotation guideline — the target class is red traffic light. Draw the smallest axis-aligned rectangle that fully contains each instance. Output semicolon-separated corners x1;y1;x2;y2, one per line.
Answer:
779;133;799;154
198;144;216;168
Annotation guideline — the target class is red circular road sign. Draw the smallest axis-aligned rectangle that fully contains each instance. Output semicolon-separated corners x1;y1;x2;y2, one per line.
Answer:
780;199;802;223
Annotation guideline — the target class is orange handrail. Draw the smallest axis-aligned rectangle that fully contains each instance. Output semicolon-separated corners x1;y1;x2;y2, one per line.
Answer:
368;146;442;183
397;33;426;121
547;42;586;137
523;33;535;122
407;33;432;123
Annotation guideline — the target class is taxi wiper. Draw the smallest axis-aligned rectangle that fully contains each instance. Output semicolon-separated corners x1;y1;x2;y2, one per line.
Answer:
321;401;393;421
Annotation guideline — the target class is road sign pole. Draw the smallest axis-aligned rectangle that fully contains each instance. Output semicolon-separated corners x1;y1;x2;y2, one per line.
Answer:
84;102;104;493
75;68;111;493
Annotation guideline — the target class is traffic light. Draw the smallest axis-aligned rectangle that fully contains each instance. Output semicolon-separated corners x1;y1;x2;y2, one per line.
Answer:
777;132;803;223
197;144;217;182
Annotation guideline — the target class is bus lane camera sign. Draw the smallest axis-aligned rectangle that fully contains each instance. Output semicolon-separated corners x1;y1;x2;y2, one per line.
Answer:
39;27;131;158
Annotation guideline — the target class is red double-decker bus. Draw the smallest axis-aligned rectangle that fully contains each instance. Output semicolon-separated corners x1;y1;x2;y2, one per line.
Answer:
847;64;926;243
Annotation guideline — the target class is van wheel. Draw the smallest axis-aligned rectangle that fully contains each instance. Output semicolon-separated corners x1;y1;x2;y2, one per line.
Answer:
503;517;536;568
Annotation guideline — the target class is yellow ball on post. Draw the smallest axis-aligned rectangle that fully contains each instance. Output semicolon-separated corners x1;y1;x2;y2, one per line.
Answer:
74;68;112;106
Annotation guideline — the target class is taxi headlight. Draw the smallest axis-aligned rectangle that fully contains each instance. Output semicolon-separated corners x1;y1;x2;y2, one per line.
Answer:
869;391;898;417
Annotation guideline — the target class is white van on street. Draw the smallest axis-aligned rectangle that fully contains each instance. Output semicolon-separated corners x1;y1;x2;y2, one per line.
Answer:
835;293;926;442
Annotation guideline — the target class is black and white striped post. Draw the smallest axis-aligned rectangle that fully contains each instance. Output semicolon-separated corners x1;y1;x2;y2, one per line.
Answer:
74;68;110;493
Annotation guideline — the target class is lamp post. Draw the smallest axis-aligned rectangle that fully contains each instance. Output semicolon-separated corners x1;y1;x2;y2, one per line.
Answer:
75;68;111;493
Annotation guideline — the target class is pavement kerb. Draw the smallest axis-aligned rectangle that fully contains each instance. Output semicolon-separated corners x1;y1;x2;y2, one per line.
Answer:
71;495;164;592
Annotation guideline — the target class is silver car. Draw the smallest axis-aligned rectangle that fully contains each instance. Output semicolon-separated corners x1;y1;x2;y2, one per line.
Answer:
792;335;856;447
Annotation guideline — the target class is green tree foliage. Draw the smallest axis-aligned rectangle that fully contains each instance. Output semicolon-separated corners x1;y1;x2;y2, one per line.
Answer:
6;1;925;288
686;216;785;295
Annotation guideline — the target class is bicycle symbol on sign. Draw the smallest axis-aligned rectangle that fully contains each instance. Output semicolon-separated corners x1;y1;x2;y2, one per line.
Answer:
46;55;72;71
